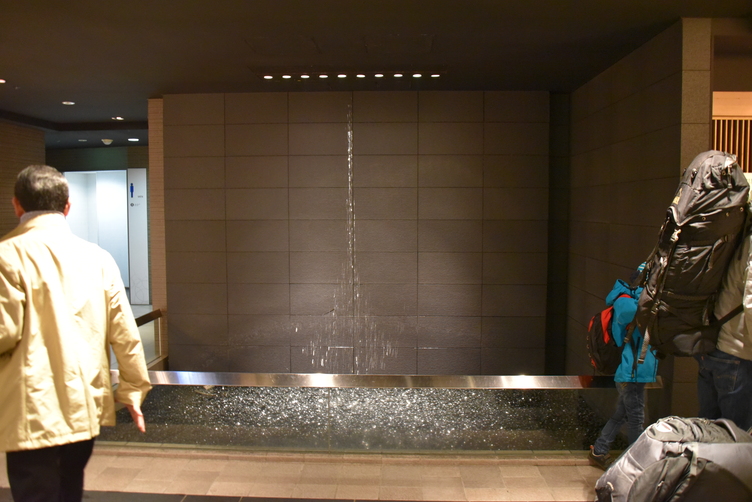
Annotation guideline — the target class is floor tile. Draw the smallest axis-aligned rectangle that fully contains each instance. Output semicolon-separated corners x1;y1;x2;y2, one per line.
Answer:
464;487;511;501
336;483;381;499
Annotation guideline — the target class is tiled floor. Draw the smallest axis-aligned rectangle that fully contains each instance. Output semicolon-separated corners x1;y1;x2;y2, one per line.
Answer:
0;443;603;501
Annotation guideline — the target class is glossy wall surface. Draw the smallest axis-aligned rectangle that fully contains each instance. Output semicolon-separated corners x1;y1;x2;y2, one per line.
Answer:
163;91;551;375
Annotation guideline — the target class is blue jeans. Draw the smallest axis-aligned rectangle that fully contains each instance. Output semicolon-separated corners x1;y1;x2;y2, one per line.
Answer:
696;349;752;431
593;382;646;456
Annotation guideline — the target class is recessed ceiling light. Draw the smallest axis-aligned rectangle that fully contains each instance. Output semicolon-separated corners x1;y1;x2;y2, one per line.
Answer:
112;116;124;121
78;139;87;142
128;138;139;142
282;75;291;79
375;73;384;78
0;79;6;84
394;73;403;77
413;73;422;78
263;75;273;79
319;74;328;78
101;139;113;145
356;74;365;78
62;101;75;105
431;74;440;78
338;74;347;78
301;74;310;79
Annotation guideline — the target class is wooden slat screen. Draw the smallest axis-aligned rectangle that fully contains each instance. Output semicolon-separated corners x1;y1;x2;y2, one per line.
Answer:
714;119;752;172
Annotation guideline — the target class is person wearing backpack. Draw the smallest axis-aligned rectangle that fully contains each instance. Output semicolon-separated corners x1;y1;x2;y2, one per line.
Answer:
589;264;659;470
696;220;752;431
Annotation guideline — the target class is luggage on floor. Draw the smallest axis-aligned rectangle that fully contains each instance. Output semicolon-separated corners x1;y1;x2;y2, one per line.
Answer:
594;416;752;502
634;150;749;362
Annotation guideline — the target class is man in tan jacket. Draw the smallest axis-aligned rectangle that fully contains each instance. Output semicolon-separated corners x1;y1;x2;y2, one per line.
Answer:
0;165;152;501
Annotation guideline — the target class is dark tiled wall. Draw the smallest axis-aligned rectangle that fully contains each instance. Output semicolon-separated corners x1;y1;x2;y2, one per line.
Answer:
164;91;549;375
0;122;45;234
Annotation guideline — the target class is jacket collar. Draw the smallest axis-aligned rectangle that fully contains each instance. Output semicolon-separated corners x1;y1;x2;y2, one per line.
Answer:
1;212;69;241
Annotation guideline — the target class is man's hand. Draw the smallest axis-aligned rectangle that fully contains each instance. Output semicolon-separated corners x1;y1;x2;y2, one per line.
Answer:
125;403;146;433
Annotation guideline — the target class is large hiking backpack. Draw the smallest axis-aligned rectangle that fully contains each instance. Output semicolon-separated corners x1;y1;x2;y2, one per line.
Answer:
587;293;637;375
595;416;752;502
634;151;749;362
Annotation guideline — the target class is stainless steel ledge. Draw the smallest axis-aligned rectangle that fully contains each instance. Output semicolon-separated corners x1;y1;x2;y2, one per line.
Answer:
111;371;663;390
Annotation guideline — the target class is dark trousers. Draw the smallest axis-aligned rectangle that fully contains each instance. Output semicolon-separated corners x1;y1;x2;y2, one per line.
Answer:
6;438;95;502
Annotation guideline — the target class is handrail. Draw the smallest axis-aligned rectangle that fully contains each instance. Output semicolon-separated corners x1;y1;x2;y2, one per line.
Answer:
110;370;663;390
135;309;162;327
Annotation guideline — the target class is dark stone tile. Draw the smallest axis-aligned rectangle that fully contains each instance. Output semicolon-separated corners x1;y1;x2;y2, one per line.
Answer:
418;154;483;188
418;123;483;155
418;220;482;252
289;187;348;219
290;220;348;251
419;187;482;219
226;188;289;220
353;155;417;187
225;92;288;124
226;156;288;188
353;187;417;219
164;157;225;189
164;189;225;220
164;125;224;157
228;345;291;373
169;314;229;346
164;94;224;126
166;220;226;252
227;252;290;284
417;347;481;374
289;123;348;155
225;124;288;156
355;220;417;252
289;155;347;187
352;123;417;155
226;220;289;252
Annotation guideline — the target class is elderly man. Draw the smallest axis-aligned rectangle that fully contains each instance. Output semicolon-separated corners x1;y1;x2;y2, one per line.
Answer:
0;165;151;502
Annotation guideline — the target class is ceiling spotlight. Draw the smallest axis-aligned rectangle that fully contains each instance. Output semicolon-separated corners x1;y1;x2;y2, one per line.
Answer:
263;75;273;79
356;74;365;78
431;74;440;78
62;101;75;105
319;74;328;78
338;74;347;78
282;75;291;79
101;139;113;145
413;73;422;78
128;138;139;142
78;139;87;142
375;73;384;78
394;73;403;77
0;79;6;84
112;116;124;121
301;74;310;79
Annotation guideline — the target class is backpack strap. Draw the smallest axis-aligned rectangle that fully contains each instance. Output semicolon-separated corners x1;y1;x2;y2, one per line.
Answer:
639;225;682;364
623;321;639;378
717;303;744;325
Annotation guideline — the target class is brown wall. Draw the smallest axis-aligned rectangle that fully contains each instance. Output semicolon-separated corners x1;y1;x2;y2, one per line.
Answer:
161;91;552;374
567;19;715;418
0;122;45;234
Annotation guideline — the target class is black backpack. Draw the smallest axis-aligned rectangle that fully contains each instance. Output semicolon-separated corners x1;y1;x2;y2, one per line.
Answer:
634;151;749;362
587;293;637;375
595;416;752;502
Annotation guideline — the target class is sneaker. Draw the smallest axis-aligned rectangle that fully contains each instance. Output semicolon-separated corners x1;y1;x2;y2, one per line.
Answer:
588;445;612;470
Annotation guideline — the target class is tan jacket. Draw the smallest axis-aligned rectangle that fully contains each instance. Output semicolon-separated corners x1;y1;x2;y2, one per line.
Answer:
0;213;151;451
715;221;752;361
